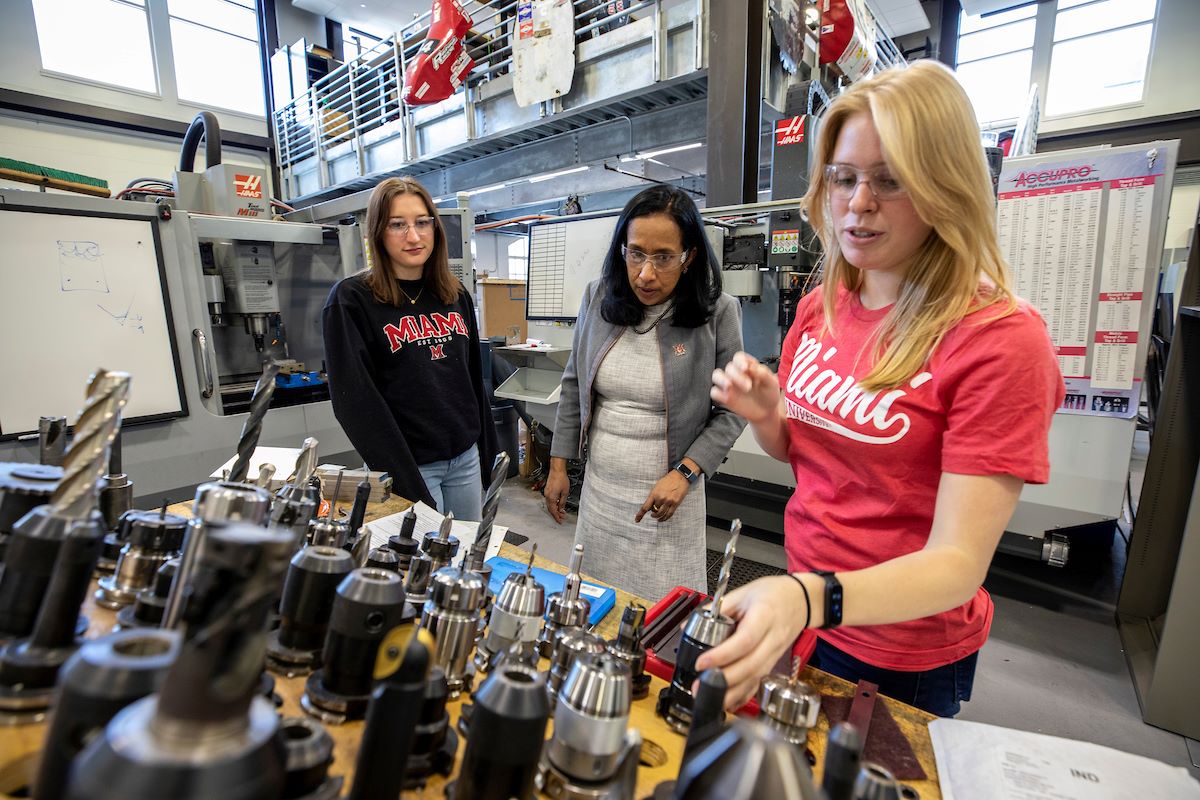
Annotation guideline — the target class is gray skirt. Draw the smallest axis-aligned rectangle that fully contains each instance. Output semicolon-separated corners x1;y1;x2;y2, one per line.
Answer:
573;401;707;603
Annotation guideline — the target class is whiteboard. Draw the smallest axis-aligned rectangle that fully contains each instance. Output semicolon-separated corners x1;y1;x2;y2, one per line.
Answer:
525;211;618;321
0;207;187;438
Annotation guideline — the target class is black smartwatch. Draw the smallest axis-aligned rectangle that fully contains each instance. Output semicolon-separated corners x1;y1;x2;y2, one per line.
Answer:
813;570;843;629
673;461;700;484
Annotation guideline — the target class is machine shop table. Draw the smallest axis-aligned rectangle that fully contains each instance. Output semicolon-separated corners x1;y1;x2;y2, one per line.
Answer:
0;497;941;799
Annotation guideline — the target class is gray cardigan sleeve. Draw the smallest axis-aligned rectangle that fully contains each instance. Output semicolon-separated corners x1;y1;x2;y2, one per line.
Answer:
549;287;594;461
683;294;748;476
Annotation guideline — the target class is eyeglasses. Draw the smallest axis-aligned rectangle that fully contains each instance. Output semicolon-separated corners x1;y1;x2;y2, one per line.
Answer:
386;217;436;236
824;164;907;201
622;244;690;273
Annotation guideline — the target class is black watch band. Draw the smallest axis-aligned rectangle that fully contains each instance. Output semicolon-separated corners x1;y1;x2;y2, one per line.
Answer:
813;570;843;629
673;462;699;484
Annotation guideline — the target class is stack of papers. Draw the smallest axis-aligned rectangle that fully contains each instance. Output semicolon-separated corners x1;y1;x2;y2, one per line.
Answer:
364;502;506;564
930;719;1200;799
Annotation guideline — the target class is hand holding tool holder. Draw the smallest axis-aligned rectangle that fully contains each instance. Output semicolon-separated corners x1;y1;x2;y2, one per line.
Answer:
657;520;741;734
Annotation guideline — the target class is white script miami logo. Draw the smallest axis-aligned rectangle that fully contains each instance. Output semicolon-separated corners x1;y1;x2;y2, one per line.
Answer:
785;333;931;445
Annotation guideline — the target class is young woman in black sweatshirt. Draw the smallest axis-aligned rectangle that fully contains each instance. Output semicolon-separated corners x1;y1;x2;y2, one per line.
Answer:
322;176;498;518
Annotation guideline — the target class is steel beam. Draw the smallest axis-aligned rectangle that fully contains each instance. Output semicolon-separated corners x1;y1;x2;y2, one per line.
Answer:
705;0;765;206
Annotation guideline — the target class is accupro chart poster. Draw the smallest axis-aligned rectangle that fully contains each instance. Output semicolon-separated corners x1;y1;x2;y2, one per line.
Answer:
996;142;1177;419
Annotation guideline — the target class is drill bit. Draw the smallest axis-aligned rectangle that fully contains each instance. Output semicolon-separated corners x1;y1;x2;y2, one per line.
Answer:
292;437;319;487
709;518;740;617
347;463;372;538
327;470;344;520
38;415;68;466
563;543;584;603
436;512;453;543
49;370;131;521
525;543;537;575
255;463;276;489
468;452;510;570
227;361;280;484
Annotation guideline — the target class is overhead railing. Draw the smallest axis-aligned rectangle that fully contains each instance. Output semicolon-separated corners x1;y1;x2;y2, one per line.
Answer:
272;0;694;202
270;0;907;206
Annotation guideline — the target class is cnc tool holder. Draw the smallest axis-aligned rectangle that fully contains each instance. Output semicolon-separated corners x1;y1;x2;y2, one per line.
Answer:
95;509;187;609
66;522;295;800
267;545;355;675
420;563;487;697
539;652;641;800
302;568;407;723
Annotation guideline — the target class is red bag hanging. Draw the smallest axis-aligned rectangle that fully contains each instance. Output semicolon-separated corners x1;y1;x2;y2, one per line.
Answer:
402;0;476;106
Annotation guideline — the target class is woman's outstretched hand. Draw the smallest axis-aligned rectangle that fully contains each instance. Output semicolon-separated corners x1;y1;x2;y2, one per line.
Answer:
711;352;780;425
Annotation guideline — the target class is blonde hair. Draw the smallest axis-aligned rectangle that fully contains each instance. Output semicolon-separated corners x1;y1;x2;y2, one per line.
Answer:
363;176;460;306
802;60;1016;391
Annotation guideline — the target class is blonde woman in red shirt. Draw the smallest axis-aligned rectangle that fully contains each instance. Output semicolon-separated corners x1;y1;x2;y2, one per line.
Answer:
703;61;1064;716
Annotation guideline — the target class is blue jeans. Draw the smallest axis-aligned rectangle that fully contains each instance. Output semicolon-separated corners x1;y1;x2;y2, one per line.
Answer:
810;639;978;718
418;446;483;521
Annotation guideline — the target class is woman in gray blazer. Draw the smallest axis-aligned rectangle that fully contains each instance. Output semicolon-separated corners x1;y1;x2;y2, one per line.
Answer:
543;185;747;601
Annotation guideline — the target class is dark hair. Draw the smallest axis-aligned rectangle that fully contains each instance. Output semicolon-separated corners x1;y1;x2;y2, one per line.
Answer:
363;176;460;306
599;185;722;328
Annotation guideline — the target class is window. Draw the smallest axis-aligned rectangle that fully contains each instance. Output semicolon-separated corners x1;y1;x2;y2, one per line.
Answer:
169;0;265;116
1046;0;1156;116
508;237;528;281
955;4;1037;126
31;0;157;94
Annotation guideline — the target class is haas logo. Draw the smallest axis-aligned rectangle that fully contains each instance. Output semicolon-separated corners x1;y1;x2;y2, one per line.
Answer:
775;116;806;147
234;174;263;199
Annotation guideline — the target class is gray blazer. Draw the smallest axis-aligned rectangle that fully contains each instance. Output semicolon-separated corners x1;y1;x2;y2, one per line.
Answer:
550;280;748;476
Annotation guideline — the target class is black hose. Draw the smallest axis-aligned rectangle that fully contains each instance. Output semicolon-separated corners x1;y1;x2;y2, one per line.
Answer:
178;111;223;172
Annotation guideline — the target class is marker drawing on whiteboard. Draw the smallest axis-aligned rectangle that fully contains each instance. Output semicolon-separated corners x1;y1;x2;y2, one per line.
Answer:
97;295;145;333
57;240;110;293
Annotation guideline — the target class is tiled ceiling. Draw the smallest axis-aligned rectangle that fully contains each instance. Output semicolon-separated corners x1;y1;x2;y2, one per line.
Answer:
292;0;431;37
864;0;931;39
294;0;930;44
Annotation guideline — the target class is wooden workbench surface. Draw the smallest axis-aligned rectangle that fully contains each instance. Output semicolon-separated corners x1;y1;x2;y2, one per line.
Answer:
0;496;940;799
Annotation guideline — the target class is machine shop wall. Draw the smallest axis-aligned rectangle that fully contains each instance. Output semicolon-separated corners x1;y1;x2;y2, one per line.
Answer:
0;112;271;199
0;0;269;138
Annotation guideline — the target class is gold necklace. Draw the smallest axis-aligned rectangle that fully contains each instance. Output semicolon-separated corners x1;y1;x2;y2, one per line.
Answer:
398;284;424;305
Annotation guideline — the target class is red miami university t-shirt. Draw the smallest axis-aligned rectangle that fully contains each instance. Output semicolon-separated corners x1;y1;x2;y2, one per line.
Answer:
778;285;1064;670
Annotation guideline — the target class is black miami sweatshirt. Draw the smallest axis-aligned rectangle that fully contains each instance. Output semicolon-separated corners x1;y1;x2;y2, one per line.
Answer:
322;273;498;509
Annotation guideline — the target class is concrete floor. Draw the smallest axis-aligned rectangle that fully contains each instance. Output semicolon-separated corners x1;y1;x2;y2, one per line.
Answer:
493;430;1200;781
